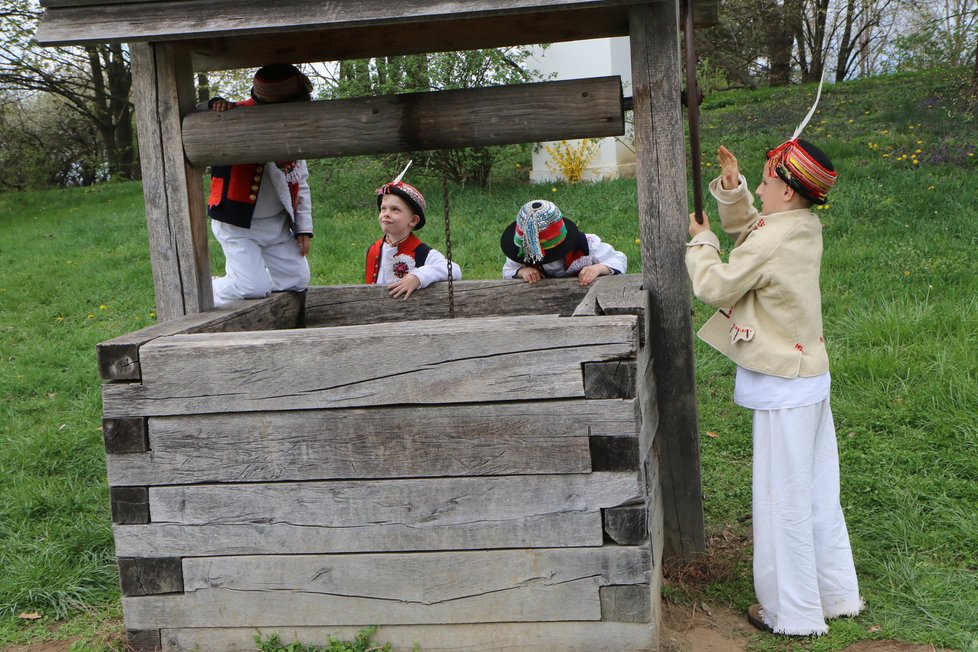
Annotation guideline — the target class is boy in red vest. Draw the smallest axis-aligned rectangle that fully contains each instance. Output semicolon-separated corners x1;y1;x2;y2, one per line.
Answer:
366;168;461;299
203;63;314;307
500;199;626;286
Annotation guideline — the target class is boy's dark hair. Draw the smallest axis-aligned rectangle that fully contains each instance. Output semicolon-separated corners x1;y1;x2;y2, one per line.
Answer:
251;64;313;104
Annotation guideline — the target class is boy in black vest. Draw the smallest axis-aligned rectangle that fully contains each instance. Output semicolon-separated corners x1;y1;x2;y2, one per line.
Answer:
365;166;461;299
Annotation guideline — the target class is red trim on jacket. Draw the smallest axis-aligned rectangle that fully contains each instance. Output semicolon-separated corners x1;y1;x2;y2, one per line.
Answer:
365;234;431;284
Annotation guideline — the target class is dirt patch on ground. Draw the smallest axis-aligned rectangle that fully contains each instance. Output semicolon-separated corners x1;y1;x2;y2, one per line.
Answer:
661;599;753;651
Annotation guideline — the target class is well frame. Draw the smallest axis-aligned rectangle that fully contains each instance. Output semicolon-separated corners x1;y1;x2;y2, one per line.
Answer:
38;1;714;649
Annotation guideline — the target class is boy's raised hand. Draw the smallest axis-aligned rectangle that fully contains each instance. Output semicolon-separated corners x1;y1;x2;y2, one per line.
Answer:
717;145;740;190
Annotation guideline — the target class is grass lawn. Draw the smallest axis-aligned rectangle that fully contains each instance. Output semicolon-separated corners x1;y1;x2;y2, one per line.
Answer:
1;67;976;651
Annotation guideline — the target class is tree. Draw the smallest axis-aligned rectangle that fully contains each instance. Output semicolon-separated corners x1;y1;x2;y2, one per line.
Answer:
323;49;539;186
0;0;136;182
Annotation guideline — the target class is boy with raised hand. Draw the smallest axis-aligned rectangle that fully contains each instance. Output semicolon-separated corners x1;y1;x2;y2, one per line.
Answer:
686;141;862;636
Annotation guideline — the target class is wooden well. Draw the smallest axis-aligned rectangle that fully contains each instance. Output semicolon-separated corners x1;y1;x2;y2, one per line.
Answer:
38;1;716;649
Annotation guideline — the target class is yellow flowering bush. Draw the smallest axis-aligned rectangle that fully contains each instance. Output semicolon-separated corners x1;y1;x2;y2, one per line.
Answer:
544;138;600;184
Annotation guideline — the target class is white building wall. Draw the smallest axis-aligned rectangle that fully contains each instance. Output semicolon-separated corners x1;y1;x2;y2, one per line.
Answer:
529;38;635;183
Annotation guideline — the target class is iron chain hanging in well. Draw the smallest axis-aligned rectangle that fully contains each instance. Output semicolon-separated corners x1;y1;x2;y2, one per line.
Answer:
441;171;456;319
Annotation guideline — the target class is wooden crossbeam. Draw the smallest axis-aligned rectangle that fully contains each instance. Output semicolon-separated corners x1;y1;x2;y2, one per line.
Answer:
182;77;624;167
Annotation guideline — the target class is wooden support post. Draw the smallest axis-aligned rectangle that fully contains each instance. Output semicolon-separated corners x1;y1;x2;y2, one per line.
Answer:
629;1;706;562
130;42;212;321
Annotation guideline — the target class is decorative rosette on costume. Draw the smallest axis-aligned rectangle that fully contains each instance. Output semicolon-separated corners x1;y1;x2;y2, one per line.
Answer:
383;252;417;280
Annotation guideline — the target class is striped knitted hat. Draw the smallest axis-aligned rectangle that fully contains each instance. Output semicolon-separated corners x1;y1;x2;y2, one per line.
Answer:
767;138;836;205
514;200;567;263
376;161;426;230
251;64;313;104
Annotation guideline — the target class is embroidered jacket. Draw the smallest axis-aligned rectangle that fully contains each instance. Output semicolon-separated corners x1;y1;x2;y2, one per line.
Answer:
501;233;627;279
685;174;829;378
204;98;313;237
365;234;461;288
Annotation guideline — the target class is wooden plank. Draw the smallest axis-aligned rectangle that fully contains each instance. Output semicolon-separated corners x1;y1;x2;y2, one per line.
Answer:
111;487;149;524
182;77;623;166
147;472;641;526
600;584;652;622
304;279;590;328
584;360;636;399
122;546;649;629
118;557;184;596
106;399;635;486
113;511;602;558
629;2;705;562
97;291;303;381
101;315;638;417
603;505;648;545
102;417;148;453
162;621;655;652
36;0;645;45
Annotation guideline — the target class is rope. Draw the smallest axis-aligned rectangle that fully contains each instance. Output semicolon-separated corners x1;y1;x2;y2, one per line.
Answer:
441;171;456;319
684;2;705;224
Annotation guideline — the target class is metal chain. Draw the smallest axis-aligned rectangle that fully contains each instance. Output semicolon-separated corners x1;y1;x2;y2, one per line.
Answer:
441;171;456;319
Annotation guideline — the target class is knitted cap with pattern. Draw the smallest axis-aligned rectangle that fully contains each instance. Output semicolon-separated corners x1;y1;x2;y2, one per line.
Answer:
767;138;836;205
251;64;313;104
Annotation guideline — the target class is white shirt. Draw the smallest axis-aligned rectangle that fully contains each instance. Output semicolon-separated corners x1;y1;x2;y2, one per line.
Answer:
501;233;627;279
734;366;831;410
375;241;462;289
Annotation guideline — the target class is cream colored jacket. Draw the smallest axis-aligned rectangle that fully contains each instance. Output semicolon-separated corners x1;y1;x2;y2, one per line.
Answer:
685;175;829;378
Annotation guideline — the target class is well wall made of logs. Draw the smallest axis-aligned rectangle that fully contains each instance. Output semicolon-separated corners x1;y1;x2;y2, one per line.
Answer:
98;276;663;651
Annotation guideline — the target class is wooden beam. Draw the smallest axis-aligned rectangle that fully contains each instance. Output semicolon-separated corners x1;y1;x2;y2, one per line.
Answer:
182;77;623;166
629;2;705;561
130;42;212;321
305;279;591;328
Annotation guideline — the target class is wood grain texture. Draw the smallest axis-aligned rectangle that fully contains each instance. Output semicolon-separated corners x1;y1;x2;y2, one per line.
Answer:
118;557;184;596
111;486;149;525
304;279;591;327
629;2;705;561
102;315;638;417
112;511;602;558
600;584;652;622
147;472;642;526
106;399;636;486
123;546;649;628
162;621;654;652
603;505;648;545
125;629;161;652
37;0;644;44
97;291;303;381
102;417;148;453
584;360;637;399
183;78;623;166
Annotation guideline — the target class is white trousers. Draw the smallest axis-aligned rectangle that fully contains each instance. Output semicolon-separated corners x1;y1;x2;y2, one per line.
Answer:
752;399;862;635
211;214;310;307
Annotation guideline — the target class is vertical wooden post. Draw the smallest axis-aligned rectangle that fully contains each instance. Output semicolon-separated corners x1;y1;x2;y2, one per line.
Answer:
629;1;706;562
131;42;212;320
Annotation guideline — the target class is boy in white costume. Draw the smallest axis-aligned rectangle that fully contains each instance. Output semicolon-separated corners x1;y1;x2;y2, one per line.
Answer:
204;64;314;307
500;199;626;286
365;166;461;299
686;140;862;636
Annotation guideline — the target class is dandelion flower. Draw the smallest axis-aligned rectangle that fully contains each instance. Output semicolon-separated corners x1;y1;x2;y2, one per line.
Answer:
634;238;641;244
551;187;557;193
87;314;95;319
99;305;107;310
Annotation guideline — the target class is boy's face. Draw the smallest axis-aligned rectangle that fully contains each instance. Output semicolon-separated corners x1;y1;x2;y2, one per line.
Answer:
755;160;793;215
378;194;420;241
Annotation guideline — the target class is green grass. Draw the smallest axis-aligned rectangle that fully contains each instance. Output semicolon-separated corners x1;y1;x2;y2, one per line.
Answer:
1;68;976;650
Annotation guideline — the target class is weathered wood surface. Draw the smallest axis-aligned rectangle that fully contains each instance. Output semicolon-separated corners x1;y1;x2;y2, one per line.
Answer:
38;0;643;44
183;78;623;166
304;279;591;327
600;584;652;622
97;292;302;381
102;417;148;453
125;630;161;652
106;399;635;486
102;315;637;417
162;621;654;652
118;557;184;596
97;291;304;381
123;545;649;628
603;505;648;545
111;487;149;525
630;2;705;561
584;360;637;399
129;43;212;321
113;511;601;558
148;472;641;526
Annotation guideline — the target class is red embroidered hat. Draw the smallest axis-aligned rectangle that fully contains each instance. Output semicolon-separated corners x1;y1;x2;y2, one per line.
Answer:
376;161;426;230
251;64;313;104
767;138;836;205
